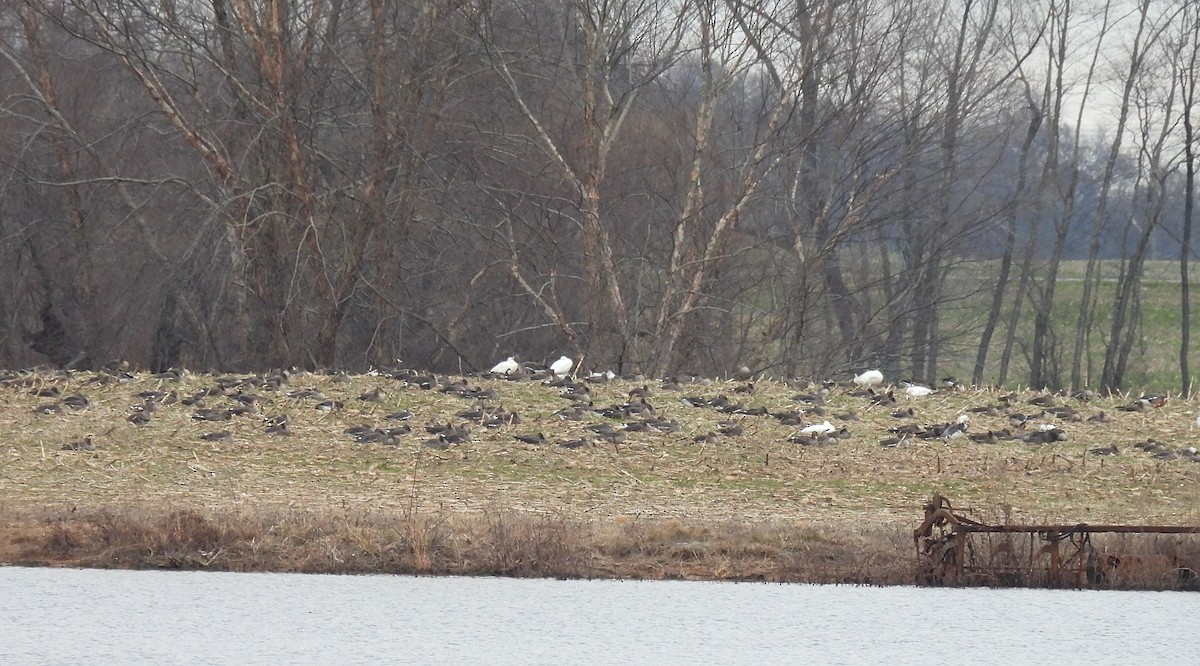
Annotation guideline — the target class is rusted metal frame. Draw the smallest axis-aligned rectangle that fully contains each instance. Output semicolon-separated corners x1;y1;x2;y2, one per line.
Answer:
955;524;1200;534
914;493;1200;587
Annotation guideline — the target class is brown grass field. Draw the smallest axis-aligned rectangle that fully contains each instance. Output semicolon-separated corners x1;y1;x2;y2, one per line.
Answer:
2;367;1199;587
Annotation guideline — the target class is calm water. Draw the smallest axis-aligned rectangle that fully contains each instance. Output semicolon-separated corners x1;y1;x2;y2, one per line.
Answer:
2;567;1197;665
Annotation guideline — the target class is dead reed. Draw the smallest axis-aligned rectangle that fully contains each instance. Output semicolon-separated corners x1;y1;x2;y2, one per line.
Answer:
5;504;1196;589
1;504;916;583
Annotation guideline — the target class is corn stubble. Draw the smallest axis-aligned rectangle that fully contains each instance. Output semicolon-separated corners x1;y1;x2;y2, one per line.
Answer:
2;368;1199;586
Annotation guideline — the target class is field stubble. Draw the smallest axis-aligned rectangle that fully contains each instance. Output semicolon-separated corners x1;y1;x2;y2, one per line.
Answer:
2;367;1199;586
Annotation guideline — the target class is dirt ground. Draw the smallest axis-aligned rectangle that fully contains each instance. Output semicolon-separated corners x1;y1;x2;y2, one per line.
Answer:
2;367;1199;584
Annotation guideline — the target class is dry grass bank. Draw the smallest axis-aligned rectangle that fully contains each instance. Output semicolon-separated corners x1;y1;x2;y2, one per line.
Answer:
0;505;914;584
4;504;1195;589
2;366;1200;588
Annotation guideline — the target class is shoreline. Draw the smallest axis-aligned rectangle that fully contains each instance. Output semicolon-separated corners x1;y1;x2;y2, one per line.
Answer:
1;504;914;585
4;503;1198;590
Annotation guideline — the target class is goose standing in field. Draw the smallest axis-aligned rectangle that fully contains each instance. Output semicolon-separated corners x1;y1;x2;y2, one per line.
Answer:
549;355;574;377
853;369;884;388
490;356;520;375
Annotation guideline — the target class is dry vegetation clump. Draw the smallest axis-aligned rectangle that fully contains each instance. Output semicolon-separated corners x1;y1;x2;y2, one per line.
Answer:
2;366;1200;587
588;518;913;584
930;529;1200;591
1088;534;1200;591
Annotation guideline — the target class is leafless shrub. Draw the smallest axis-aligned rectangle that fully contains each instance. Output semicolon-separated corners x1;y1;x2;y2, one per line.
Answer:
472;511;589;578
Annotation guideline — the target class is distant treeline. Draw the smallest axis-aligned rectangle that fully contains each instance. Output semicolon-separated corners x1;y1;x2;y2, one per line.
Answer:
0;0;1196;393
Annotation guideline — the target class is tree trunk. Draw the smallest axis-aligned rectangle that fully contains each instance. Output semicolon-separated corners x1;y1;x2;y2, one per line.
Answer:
974;98;1041;385
1180;13;1198;396
1074;0;1151;392
20;7;99;366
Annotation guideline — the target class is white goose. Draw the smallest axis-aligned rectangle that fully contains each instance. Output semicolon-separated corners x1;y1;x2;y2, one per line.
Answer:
853;370;884;388
800;420;835;435
549;356;573;377
490;356;519;375
902;382;934;398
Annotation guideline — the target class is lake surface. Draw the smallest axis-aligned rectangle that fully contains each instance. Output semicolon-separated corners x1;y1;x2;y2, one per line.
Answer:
2;567;1197;665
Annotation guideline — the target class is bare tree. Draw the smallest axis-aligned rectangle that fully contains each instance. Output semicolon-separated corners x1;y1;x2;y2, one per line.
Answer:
973;79;1041;387
1;0;1197;387
1177;1;1198;396
1102;4;1187;391
19;0;465;369
1073;0;1165;392
471;0;691;370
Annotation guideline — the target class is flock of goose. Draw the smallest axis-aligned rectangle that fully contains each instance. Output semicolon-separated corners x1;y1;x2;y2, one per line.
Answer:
4;359;1198;464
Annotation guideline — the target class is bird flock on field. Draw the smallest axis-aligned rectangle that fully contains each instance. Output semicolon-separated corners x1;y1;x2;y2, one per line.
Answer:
3;360;1199;464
